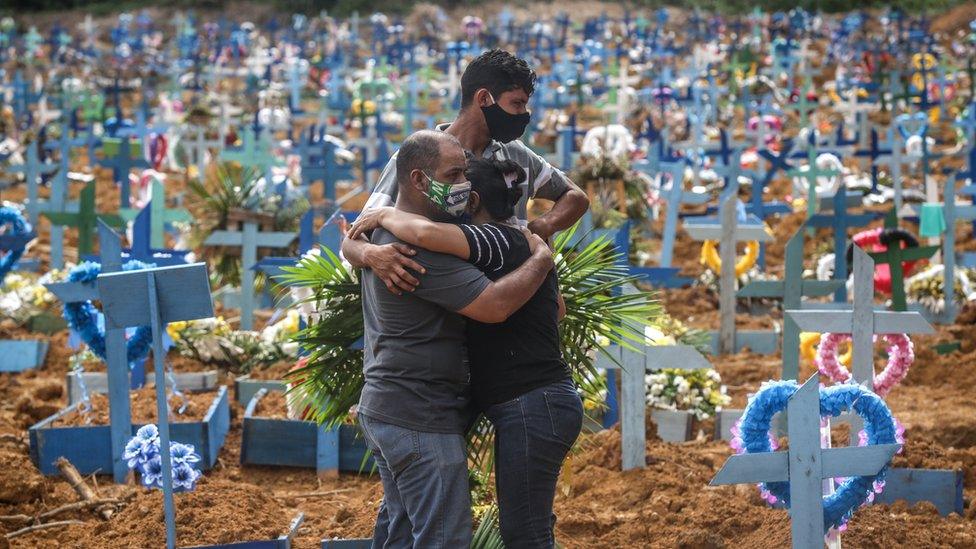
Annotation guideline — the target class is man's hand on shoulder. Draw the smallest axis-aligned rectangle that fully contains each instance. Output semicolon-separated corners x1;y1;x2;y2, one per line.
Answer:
522;228;553;269
365;242;426;295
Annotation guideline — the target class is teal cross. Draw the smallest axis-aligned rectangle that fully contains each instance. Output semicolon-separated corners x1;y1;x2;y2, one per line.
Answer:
42;180;124;258
738;222;844;380
867;212;939;312
119;177;191;248
221;127;282;184
787;135;840;233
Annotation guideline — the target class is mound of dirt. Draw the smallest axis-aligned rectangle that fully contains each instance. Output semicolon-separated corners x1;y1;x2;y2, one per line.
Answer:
65;478;294;547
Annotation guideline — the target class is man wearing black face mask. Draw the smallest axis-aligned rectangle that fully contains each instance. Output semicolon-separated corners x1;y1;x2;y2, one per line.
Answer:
343;48;589;295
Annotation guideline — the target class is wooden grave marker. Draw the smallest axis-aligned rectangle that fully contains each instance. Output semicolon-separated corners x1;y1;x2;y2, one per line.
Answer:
42;179;124;260
684;193;775;354
710;375;901;549
43;221;132;481
597;336;714;469
119;177;191;249
203;211;297;330
805;188;876;302
97;262;214;549
785;247;962;515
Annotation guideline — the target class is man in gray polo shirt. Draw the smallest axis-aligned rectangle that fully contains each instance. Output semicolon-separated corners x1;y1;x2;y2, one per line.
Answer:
342;48;589;295
357;130;555;548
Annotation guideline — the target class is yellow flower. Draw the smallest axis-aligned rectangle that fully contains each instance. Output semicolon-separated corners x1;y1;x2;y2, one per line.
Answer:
167;320;189;342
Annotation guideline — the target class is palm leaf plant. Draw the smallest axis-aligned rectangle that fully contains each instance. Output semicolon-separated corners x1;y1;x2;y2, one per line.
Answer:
188;162;309;288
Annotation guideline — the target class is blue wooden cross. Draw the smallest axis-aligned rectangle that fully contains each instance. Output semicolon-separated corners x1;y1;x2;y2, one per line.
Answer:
684;190;774;354
45;221;138;482
301;131;356;204
941;174;976;322
854;127;892;194
805;188;875;302
788;246;934;443
203;212;297;330
658;161;709;274
97;262;214;549
710;375;901;549
118;201;191;267
98;136;149;209
8;140;57;227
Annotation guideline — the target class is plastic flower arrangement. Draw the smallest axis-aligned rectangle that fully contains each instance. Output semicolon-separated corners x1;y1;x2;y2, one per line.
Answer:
645;368;730;420
123;424;201;492
0;270;60;325
644;319;729;420
168;316;297;373
906;264;976;314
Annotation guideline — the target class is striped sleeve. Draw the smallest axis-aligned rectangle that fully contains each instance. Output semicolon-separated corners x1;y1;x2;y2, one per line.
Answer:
459;224;509;273
362;153;399;211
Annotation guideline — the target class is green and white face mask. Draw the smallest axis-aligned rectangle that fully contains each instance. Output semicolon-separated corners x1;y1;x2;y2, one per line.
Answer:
423;172;472;218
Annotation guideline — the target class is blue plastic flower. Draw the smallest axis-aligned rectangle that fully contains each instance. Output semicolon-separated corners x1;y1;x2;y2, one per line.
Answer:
140;455;164;488
124;424;160;468
170;442;200;465
172;462;201;492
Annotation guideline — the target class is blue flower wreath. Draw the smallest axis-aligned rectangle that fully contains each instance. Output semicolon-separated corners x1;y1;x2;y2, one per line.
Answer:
732;380;899;533
0;206;32;285
63;260;156;365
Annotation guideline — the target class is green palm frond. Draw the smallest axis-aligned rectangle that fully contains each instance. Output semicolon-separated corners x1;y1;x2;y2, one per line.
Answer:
277;246;364;429
471;505;506;549
553;222;662;402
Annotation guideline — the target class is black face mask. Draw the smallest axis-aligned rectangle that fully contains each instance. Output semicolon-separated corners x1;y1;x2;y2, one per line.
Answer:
481;101;531;143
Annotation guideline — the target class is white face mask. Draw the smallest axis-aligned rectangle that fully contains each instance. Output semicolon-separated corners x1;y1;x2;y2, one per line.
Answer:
423;172;472;218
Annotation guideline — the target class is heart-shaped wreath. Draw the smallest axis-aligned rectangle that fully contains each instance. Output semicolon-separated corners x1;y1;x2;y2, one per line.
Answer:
0;206;32;285
730;380;901;532
816;333;914;397
63;260;155;364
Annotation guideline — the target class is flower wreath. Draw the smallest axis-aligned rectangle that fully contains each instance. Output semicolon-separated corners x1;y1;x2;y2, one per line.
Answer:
816;333;914;398
700;240;759;277
0;206;32;285
730;380;901;532
63;260;156;365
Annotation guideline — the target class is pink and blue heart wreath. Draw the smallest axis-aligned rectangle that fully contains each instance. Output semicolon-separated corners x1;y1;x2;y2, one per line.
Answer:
0;206;31;285
730;380;901;533
62;260;155;365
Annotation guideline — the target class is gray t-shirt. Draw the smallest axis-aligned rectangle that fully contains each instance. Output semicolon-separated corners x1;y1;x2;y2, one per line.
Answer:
358;228;491;434
362;125;572;223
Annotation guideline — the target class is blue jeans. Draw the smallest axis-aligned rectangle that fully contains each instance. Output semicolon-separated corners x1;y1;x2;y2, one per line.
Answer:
358;413;472;548
485;378;584;549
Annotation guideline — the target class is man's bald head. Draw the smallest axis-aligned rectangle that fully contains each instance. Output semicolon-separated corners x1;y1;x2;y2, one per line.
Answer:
396;130;461;189
394;130;468;220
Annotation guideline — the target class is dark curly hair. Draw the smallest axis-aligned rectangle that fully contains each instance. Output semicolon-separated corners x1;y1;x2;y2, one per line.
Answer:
460;49;537;108
466;158;526;221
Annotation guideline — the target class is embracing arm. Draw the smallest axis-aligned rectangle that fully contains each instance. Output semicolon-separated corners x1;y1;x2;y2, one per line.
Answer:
528;181;589;241
346;207;470;260
340;235;425;295
458;232;554;324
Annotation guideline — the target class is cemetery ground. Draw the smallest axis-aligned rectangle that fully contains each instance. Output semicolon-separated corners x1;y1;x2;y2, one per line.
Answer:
2;168;976;547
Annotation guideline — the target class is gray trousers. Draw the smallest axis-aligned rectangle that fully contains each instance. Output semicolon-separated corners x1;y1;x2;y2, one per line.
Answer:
359;414;472;548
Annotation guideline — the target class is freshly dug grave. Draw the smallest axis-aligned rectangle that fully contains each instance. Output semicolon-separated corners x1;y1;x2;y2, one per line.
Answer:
552;429;976;548
62;478;294;548
55;387;221;427
254;390;293;420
